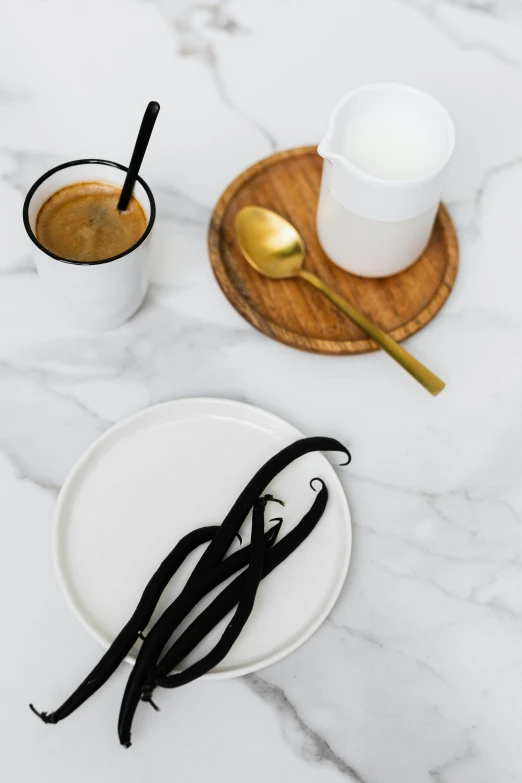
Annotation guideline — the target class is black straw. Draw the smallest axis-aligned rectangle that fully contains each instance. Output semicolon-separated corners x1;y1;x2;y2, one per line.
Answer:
117;101;160;212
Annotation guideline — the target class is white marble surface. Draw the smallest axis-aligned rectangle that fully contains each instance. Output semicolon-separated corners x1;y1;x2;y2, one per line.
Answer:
1;0;522;781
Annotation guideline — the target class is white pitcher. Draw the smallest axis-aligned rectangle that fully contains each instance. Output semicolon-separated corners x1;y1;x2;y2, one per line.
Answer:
317;83;455;278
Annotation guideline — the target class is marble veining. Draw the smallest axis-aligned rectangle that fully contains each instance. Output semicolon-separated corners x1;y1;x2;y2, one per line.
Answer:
1;1;522;781
246;675;367;782
396;0;522;66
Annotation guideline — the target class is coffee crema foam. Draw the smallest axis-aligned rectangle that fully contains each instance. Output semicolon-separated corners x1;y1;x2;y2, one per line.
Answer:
36;181;147;262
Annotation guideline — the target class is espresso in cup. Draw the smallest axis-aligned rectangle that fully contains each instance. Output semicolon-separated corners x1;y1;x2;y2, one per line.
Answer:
36;181;146;262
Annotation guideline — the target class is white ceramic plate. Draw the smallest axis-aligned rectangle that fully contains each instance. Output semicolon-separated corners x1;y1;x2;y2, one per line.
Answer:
54;398;351;678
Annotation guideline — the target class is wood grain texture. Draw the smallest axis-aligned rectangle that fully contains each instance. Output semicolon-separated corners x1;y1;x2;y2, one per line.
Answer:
208;146;459;355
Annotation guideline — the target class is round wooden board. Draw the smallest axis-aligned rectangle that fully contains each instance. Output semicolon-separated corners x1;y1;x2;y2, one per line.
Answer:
208;146;459;355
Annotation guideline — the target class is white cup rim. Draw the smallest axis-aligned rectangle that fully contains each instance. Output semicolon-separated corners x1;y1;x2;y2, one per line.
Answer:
22;158;156;266
318;82;456;189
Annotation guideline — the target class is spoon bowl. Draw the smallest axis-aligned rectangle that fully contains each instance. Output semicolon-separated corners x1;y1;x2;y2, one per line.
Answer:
235;207;305;279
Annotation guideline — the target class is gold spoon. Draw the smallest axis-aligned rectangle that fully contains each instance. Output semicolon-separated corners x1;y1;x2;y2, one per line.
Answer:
234;206;445;396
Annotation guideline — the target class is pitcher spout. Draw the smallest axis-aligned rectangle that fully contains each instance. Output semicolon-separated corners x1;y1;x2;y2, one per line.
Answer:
317;97;349;165
317;127;340;163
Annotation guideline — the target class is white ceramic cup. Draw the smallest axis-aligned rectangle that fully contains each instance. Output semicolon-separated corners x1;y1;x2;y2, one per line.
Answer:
317;83;455;278
23;159;155;330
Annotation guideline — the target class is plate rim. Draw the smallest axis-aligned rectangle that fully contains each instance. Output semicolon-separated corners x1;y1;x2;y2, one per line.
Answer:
53;397;352;678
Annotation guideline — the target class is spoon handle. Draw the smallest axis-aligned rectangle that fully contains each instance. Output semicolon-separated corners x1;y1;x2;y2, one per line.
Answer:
298;269;445;396
118;101;160;212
